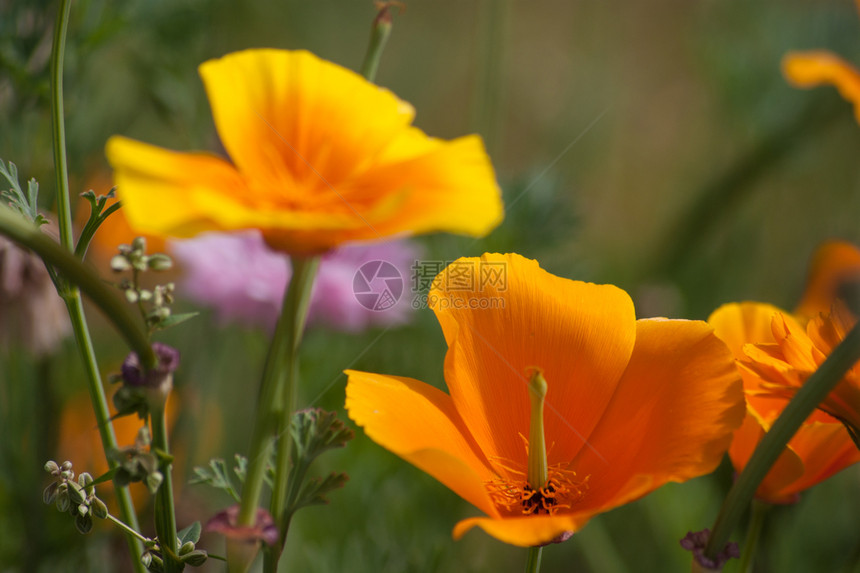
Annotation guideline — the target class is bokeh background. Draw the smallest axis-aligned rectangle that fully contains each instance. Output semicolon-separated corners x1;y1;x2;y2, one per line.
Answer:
2;0;860;571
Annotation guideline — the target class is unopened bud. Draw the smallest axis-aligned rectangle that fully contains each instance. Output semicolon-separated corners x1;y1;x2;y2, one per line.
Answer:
110;255;131;272
147;254;173;271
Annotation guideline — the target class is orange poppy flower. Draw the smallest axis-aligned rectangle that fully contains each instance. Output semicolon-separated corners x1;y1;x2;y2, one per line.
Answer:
709;302;860;504
782;1;860;124
345;253;744;547
742;303;860;438
106;49;503;255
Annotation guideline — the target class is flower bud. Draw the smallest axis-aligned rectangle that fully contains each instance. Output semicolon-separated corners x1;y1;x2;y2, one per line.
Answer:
91;497;108;519
181;550;208;567
43;481;59;505
147;253;173;271
110;255;131;272
178;541;195;556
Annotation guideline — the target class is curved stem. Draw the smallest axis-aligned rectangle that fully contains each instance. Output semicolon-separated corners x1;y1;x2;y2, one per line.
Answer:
704;321;860;561
48;2;146;570
525;546;543;573
0;207;155;368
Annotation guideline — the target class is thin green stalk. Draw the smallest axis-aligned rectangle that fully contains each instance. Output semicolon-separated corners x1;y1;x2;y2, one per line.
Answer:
525;546;543;573
270;258;319;531
47;1;147;570
65;295;146;571
107;513;151;544
259;258;319;573
704;320;860;561
738;501;769;573
50;0;74;253
471;0;511;159
151;404;180;573
359;3;395;82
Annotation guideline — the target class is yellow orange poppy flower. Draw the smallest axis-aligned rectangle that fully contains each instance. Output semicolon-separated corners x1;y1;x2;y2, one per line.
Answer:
106;49;503;255
782;2;860;124
709;303;860;504
345;253;744;547
741;303;860;438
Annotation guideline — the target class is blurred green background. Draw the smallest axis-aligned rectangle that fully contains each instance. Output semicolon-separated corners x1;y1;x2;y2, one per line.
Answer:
2;0;860;571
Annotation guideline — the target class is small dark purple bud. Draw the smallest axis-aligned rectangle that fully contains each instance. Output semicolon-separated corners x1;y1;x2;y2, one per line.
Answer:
121;342;180;389
680;529;740;571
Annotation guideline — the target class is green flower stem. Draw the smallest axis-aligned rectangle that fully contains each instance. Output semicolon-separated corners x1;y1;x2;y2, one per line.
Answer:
359;2;395;82
704;320;860;561
270;258;319;528
0;208;155;368
50;0;74;253
525;546;543;573
66;294;146;571
738;501;768;573
152;404;180;573
236;258;319;563
106;513;150;544
46;2;147;570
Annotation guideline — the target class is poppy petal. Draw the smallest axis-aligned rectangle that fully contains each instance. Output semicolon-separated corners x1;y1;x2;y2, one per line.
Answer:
430;253;637;477
452;513;589;547
199;49;415;194
709;302;807;419
344;370;499;517
570;318;744;512
782;50;860;123
776;420;860;497
346;134;504;240
105;136;249;238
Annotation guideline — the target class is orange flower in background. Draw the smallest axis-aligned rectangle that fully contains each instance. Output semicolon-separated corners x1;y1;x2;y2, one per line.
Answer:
795;240;860;321
346;253;744;547
709;241;860;504
782;1;860;123
744;303;860;438
710;303;860;504
106;49;503;255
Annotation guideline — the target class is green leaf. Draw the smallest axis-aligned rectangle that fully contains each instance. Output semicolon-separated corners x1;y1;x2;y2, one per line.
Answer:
153;312;199;331
88;467;118;487
189;458;240;502
290;409;354;466
178;521;202;545
0;158;43;224
291;472;349;513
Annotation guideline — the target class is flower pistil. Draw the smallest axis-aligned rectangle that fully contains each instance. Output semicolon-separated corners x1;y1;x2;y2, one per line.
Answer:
485;368;589;516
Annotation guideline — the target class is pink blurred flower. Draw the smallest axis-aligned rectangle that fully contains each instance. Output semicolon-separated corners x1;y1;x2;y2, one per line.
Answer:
168;231;420;332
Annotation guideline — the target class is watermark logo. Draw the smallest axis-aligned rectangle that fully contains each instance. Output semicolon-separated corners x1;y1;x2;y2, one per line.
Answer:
353;260;404;311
